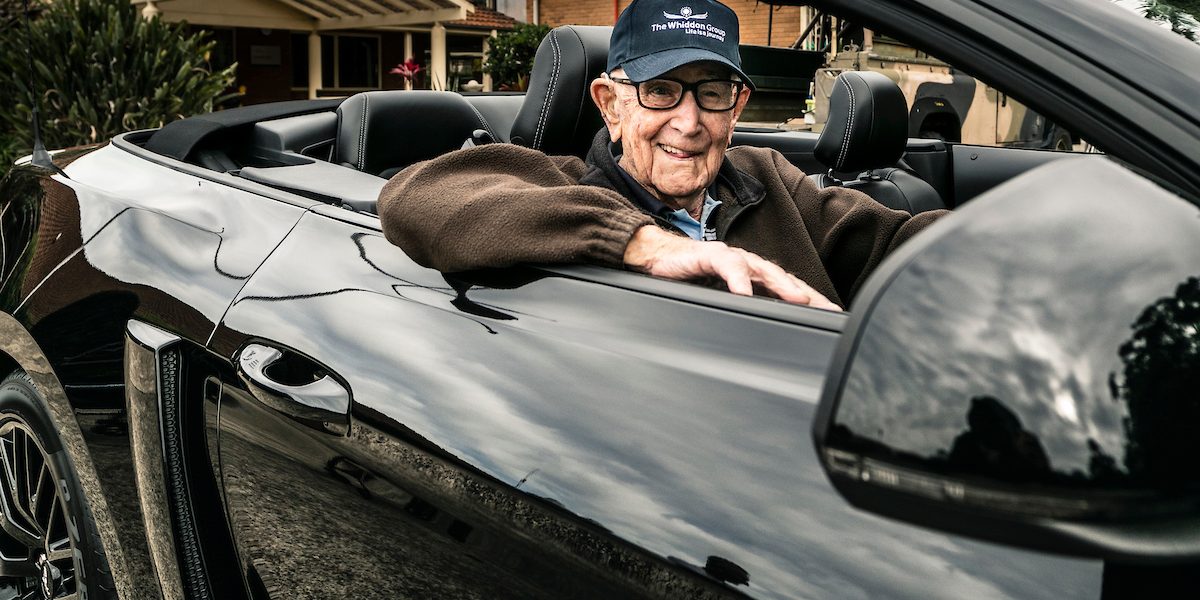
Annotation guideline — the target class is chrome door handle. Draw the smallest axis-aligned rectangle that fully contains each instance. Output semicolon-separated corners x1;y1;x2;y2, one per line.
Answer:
236;343;350;435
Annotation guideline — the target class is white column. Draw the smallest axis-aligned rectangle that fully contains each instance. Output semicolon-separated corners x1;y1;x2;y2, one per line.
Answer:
308;30;321;100
482;31;496;92
799;6;810;49
141;0;161;19
430;22;447;91
404;32;414;91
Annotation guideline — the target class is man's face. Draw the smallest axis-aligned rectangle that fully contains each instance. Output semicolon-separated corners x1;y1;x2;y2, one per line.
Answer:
592;62;751;207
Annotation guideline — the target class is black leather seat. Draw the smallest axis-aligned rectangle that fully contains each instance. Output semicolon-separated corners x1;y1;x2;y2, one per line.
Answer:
812;71;945;214
463;94;524;143
509;25;612;157
335;90;495;179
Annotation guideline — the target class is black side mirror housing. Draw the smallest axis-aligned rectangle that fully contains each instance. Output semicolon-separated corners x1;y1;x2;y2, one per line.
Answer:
814;157;1200;563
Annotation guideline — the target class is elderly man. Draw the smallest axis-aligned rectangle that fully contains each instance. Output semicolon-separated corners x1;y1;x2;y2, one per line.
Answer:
378;0;942;310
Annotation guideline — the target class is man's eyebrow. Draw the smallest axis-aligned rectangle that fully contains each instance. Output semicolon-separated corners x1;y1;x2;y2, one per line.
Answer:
697;70;737;80
655;72;735;81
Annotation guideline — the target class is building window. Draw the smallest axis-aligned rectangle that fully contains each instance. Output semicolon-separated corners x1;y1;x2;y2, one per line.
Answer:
291;32;381;91
337;35;379;88
448;53;484;92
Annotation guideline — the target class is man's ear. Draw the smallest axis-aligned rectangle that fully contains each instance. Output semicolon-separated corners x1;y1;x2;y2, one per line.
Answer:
726;87;753;144
590;77;623;143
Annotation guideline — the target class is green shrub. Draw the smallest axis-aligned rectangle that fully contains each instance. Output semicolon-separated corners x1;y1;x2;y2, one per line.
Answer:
483;23;551;90
0;0;236;172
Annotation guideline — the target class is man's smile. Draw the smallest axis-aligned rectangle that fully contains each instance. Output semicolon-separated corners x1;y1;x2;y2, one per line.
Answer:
657;143;702;159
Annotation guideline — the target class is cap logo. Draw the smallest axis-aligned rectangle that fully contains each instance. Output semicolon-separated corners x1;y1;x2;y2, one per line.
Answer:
663;6;708;20
650;5;725;39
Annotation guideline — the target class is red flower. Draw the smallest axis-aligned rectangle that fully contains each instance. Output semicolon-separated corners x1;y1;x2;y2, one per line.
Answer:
389;57;423;81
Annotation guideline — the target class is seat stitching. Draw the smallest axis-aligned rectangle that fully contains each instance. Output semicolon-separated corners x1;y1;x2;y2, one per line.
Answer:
883;168;916;211
359;92;370;171
535;31;561;149
836;75;856;171
534;31;561;148
465;102;496;140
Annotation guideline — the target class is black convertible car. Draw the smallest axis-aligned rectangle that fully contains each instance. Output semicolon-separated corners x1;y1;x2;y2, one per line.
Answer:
1;0;1198;598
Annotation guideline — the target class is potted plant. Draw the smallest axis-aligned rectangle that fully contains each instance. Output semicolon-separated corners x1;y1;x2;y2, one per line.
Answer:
389;57;423;89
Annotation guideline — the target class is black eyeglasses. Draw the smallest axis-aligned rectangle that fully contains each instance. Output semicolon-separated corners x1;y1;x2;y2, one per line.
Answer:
609;76;744;111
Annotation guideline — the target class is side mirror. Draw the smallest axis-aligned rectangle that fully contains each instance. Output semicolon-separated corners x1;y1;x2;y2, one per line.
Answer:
814;158;1200;562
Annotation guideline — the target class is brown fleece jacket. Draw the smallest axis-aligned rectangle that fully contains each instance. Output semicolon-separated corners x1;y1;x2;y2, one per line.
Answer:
378;131;944;308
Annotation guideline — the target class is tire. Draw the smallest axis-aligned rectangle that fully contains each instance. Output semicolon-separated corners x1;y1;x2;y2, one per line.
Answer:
1050;127;1073;151
0;371;116;599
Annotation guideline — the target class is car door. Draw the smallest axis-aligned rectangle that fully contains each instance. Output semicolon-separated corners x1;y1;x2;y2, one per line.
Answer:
206;204;1103;599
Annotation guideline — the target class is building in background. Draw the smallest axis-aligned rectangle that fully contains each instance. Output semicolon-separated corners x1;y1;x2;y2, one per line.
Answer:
130;0;824;107
526;0;816;48
132;0;519;105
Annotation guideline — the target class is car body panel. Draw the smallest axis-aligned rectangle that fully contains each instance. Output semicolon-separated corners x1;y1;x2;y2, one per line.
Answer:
206;211;1103;599
5;145;312;389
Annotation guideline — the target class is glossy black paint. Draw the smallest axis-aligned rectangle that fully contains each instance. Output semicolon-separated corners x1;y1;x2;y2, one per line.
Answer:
202;208;1102;599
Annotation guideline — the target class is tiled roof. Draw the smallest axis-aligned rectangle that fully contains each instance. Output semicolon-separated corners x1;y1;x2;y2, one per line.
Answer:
447;6;519;30
290;0;468;19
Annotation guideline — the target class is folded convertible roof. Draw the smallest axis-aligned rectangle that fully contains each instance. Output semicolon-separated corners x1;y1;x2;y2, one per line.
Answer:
145;98;345;161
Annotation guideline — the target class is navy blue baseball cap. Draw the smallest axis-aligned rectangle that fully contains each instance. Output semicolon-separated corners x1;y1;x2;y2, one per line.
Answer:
608;0;755;90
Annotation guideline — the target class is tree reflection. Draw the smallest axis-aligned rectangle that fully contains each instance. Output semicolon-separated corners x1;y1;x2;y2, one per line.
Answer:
1112;276;1200;487
1135;0;1200;42
827;277;1200;493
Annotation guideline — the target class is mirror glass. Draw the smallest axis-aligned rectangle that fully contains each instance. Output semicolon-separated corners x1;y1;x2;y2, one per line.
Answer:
825;158;1200;511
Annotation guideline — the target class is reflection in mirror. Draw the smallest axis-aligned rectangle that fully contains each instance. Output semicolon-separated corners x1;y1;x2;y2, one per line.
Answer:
829;275;1200;494
1125;0;1199;42
1112;276;1200;487
819;157;1200;526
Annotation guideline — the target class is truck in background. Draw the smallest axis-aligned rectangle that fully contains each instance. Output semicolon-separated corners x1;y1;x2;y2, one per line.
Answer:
739;6;1075;150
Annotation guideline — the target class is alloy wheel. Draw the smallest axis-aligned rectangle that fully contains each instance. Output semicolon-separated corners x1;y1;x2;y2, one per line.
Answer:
0;416;79;599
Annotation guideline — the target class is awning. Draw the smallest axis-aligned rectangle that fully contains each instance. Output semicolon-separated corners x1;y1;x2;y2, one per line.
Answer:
270;0;472;31
131;0;475;31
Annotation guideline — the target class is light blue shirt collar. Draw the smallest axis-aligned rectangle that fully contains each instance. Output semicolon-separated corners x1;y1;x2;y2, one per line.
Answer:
667;193;721;241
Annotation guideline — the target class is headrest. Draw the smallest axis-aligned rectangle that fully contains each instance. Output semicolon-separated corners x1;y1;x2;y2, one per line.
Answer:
336;90;492;178
814;71;908;173
510;26;612;157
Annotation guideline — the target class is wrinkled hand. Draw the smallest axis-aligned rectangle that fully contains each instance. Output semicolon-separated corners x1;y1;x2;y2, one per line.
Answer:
622;226;842;311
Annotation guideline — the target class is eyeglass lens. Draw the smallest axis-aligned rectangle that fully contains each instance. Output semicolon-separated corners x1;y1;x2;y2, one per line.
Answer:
638;80;739;110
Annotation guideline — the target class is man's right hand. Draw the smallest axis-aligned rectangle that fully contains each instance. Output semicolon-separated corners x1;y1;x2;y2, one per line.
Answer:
622;226;842;311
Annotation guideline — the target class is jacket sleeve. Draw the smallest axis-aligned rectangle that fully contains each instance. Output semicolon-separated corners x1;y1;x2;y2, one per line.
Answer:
377;144;655;272
773;150;947;301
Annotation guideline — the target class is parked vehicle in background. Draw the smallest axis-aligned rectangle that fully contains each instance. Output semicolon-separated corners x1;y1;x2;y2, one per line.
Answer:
814;33;1075;149
742;3;1075;150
